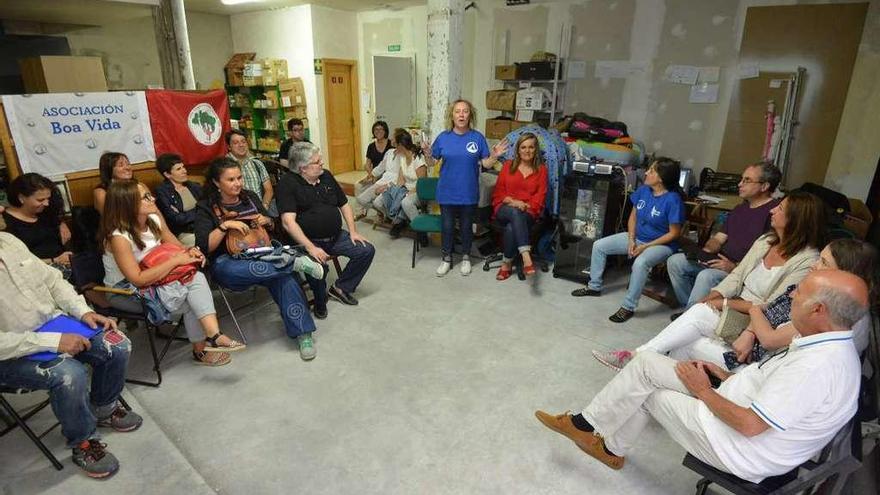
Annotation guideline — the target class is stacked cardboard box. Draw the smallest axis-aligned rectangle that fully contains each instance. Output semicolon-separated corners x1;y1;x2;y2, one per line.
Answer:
225;53;255;86
485;90;517;112
485;118;529;139
243;62;263;86
19;56;108;93
280;77;307;121
261;58;288;86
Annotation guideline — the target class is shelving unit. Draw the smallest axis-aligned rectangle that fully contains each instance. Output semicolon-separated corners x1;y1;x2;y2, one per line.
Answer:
225;84;310;159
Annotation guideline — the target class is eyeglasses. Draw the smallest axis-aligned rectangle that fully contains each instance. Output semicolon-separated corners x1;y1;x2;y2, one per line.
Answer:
141;193;155;202
739;177;765;185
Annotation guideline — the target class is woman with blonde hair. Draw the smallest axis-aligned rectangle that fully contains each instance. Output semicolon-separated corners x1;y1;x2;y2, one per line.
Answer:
421;99;509;276
490;132;548;279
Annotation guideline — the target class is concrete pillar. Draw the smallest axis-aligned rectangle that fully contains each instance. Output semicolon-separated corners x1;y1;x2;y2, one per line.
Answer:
426;0;466;140
169;0;196;90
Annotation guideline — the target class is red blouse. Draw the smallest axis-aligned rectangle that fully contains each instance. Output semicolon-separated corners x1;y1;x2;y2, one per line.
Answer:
491;161;548;219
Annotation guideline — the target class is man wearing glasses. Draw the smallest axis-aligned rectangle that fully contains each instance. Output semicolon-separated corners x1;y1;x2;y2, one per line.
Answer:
277;142;375;322
668;162;781;317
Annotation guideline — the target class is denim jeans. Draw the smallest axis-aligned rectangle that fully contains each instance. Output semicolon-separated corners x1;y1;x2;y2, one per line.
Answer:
307;230;375;305
0;329;131;448
495;205;533;260
382;185;409;224
587;232;674;311
440;204;476;260
211;254;316;338
666;253;728;308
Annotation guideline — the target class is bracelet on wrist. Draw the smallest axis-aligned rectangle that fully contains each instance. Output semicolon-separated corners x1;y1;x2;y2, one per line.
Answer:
218;224;228;233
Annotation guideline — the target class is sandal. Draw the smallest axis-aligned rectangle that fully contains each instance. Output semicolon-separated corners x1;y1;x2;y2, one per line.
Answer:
192;350;231;367
204;332;246;353
523;264;536;277
608;307;635;323
496;266;512;281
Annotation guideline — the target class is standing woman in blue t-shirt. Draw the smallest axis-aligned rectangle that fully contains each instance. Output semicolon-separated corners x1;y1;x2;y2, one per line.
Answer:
572;157;685;323
421;99;509;277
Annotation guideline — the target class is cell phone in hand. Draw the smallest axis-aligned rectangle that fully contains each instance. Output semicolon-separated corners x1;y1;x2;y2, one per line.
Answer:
708;373;723;389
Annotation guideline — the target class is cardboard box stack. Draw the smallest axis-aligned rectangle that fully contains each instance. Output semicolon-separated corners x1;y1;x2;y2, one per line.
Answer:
485;90;517;112
280;77;308;122
261;58;288;86
243;62;263;86
225;53;255;86
485;118;529;139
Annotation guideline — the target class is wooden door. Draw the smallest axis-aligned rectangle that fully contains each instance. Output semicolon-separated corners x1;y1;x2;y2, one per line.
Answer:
323;59;361;175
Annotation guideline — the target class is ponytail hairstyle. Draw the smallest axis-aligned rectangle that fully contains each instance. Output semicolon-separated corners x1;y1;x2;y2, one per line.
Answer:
203;157;244;207
652;156;684;200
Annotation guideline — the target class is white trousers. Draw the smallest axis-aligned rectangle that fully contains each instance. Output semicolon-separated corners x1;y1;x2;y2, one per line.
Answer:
582;351;729;471
636;303;731;368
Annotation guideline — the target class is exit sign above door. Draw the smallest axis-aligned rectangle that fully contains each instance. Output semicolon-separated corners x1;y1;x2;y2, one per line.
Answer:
387;44;401;52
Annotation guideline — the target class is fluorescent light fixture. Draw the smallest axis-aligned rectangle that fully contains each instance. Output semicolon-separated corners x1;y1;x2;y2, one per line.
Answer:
221;0;266;5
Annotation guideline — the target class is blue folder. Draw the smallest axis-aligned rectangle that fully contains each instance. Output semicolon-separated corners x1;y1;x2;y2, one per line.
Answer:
26;315;100;362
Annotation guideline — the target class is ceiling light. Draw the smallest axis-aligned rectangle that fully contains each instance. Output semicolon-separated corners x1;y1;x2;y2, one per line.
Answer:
221;0;265;5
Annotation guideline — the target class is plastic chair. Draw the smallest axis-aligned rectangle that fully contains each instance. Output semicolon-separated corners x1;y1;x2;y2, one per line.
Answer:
681;416;861;495
409;177;442;268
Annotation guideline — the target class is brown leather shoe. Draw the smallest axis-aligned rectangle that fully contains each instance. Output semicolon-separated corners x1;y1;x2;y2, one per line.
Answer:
535;410;625;470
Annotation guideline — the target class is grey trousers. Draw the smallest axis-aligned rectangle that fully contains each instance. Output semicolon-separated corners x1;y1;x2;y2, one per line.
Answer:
107;271;217;343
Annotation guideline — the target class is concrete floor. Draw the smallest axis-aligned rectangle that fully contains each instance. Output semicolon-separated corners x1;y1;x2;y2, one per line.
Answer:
1;213;877;494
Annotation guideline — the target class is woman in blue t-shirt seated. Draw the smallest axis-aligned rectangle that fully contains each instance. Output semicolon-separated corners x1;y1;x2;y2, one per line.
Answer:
421;99;508;277
572;157;685;323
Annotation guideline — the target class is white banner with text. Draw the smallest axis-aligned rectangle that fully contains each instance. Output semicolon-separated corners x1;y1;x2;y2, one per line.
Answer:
2;91;155;177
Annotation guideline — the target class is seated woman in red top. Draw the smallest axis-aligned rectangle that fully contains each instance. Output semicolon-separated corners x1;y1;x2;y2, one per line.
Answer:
491;132;548;280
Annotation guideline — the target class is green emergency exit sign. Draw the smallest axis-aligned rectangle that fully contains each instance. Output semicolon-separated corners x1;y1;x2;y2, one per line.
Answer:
388;44;401;52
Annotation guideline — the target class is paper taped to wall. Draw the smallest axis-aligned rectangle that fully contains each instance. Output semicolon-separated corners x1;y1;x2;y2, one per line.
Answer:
698;66;720;83
738;63;760;79
664;65;700;85
689;83;719;104
594;60;647;79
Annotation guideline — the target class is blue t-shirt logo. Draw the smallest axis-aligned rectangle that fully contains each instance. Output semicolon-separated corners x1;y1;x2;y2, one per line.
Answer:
651;206;661;217
636;199;646;210
466;141;478;154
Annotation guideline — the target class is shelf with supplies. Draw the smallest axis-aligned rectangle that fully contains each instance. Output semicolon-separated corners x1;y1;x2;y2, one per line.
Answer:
225;79;310;156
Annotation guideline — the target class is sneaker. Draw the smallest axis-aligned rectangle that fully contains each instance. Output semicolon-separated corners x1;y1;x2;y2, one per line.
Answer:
436;260;452;277
72;439;119;479
591;349;633;371
313;304;328;319
571;287;601;297
96;404;143;432
297;333;316;360
328;285;358;305
293;255;325;280
460;258;472;276
192;350;231;366
534;411;625;471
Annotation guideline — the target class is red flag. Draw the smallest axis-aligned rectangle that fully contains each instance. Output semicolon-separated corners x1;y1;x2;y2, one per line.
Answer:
146;89;231;166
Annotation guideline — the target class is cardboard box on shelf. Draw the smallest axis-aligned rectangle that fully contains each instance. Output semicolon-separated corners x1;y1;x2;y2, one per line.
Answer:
485;118;512;139
243;62;263;86
19;56;108;93
516;87;553;111
263;91;278;108
495;65;517;80
286;105;308;120
225;52;256;86
261;58;288;86
279;77;306;107
486;90;517;112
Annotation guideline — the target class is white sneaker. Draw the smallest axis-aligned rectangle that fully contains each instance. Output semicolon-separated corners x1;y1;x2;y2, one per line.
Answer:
436;260;452;277
460;258;472;276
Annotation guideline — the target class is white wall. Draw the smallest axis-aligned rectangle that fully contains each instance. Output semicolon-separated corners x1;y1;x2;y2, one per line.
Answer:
229;5;323;148
357;0;880;200
311;4;359;155
357;5;429;162
186;11;234;90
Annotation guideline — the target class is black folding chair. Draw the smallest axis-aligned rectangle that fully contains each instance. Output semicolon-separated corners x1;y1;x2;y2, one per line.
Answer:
681;416;861;494
0;388;63;470
69;251;185;387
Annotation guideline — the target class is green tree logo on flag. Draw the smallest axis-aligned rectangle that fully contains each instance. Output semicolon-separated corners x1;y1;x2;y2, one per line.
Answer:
187;103;222;145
